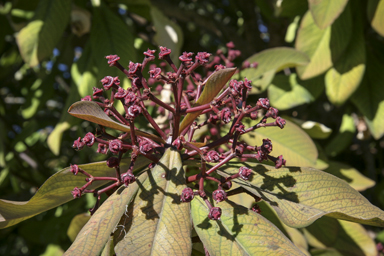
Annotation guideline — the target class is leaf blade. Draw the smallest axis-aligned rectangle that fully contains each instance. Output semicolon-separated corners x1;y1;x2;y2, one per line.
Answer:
308;0;348;29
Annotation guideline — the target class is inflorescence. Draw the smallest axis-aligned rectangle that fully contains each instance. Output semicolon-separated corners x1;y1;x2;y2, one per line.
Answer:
70;42;286;219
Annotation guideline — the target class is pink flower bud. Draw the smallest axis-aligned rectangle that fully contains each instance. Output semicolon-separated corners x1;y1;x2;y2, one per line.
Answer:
181;187;194;202
97;143;108;154
109;139;122;154
83;132;95;147
105;55;120;66
208;207;222;220
71;187;82;198
70;164;79;175
239;166;252;180
213;189;227;203
106;157;119;168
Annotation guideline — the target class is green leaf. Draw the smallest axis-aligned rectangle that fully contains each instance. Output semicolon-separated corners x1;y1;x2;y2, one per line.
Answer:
16;0;71;67
242;118;318;167
179;68;237;134
288;117;332;139
64;173;148;256
241;47;309;93
351;51;384;139
268;73;324;110
68;101;165;144
278;0;308;18
295;6;352;80
191;197;305;255
0;157;150;229
368;0;384;37
216;161;384;228
325;8;365;106
323;161;375;192
303;217;377;256
308;0;348;29
67;213;91;242
325;113;355;157
114;148;192;255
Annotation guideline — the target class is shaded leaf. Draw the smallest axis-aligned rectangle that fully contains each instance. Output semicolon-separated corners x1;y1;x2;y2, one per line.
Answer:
242;47;309;93
0;157;150;229
68;101;165;144
368;0;384;37
191;197;305;255
216;161;384;228
16;0;71;67
288;117;332;139
179;68;236;134
67;213;91;242
114;148;192;255
278;0;308;18
295;6;352;79
325;113;355;157
303;217;377;256
268;73;324;110
242;118;318;167
308;0;348;29
64;173;148;256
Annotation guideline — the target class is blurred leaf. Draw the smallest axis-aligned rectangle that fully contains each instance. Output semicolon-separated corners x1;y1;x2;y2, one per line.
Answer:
40;244;64;256
278;0;308;18
114;148;192;255
64;173;148;256
325;113;355;157
216;161;384;228
101;237;114;256
351;51;384;139
151;6;183;59
179;68;237;134
191;197;305;255
325;7;365;106
303;217;377;256
285;16;301;43
308;0;348;29
288;117;332;139
296;5;352;79
16;0;71;67
0;157;150;229
268;73;324;110
242;118;318;167
368;0;384;37
242;47;309;93
67;213;91;242
68;101;165;143
324;161;375;192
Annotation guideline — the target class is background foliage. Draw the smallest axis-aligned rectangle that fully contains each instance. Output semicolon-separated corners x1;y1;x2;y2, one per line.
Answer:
0;0;384;255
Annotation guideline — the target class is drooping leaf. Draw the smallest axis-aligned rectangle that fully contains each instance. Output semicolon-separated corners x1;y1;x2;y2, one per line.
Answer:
295;5;352;79
67;213;91;242
268;73;324;110
303;217;377;256
288;117;332;139
308;0;348;29
64;173;148;256
191;197;305;255
113;148;192;255
0;157;150;229
368;0;384;37
179;68;236;134
241;47;309;93
68;101;165;144
216;161;384;228
325;7;365;106
16;0;71;67
241;118;318;167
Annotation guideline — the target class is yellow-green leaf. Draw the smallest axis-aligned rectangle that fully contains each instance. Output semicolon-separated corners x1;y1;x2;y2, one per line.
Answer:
308;0;348;29
16;0;71;67
191;197;305;255
216;161;384;228
303;217;377;256
114;148;192;255
179;68;236;134
288;117;332;140
242;118;318;167
368;0;384;37
64;173;148;256
68;101;165;144
296;6;352;80
0;157;150;229
67;213;91;242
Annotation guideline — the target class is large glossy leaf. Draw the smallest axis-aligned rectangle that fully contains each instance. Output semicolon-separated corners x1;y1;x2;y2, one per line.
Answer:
16;0;71;67
303;217;377;256
295;5;352;80
351;51;384;140
325;8;365;106
64;173;148;256
179;68;236;134
268;73;324;110
242;118;318;167
0;157;150;229
368;0;384;37
113;148;192;255
241;47;309;93
308;0;348;29
216;161;384;228
191;197;305;255
68;101;165;143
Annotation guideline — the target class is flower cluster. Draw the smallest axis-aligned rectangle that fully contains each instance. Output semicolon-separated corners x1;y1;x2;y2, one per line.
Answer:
70;43;286;219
